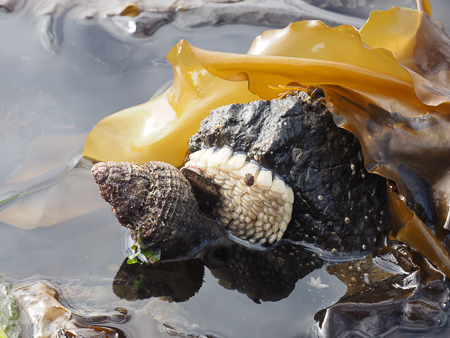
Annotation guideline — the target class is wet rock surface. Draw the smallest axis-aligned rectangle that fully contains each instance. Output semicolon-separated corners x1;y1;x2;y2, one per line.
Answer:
13;282;71;338
12;282;124;338
314;244;450;337
189;92;388;252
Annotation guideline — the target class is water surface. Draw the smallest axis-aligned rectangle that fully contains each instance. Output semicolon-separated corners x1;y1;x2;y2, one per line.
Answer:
1;1;450;337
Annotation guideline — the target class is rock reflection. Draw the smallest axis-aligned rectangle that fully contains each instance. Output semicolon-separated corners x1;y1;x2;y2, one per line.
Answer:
204;242;323;303
314;244;450;337
113;241;323;304
113;258;205;303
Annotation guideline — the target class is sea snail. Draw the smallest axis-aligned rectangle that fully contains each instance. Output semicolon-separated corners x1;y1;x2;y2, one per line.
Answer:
92;147;294;251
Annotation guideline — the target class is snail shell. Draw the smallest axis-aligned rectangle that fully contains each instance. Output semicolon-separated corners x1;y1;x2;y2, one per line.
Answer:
91;161;216;259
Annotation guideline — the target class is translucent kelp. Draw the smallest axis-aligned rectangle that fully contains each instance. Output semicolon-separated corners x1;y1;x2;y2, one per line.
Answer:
82;48;259;167
83;1;450;274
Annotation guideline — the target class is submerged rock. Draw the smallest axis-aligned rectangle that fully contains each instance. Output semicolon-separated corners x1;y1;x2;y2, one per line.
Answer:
189;91;388;252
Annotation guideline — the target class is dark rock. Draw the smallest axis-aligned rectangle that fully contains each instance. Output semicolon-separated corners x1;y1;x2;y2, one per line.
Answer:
189;92;387;252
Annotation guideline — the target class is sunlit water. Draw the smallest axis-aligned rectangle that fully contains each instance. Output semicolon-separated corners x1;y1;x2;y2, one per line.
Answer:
1;1;450;337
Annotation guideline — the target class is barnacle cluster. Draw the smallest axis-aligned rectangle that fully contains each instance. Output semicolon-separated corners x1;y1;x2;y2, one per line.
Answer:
184;147;294;245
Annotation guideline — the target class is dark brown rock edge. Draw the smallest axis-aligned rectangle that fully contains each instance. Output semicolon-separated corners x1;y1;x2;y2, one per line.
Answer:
189;91;387;252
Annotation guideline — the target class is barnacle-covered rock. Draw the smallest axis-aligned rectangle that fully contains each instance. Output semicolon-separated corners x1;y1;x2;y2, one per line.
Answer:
188;91;388;252
91;161;224;259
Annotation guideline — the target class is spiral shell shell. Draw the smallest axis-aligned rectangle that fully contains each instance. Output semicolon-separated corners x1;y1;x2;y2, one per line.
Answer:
91;161;208;258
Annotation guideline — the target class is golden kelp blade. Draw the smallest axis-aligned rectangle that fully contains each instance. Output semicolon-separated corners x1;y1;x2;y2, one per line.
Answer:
202;20;413;101
82;40;259;167
361;6;450;105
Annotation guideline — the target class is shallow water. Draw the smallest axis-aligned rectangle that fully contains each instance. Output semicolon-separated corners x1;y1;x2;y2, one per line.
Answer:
1;1;450;337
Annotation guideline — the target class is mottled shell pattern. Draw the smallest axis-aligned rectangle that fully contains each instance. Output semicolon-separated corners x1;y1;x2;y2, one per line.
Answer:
184;147;294;245
91;161;207;257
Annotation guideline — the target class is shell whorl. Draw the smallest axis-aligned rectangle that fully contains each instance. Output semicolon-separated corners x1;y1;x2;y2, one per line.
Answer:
92;161;205;256
184;147;294;245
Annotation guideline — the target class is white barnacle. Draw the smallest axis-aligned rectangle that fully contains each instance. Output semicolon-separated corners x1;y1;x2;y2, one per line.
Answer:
252;231;265;241
188;148;206;163
256;169;272;190
209;147;232;167
197;148;215;169
221;153;247;171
